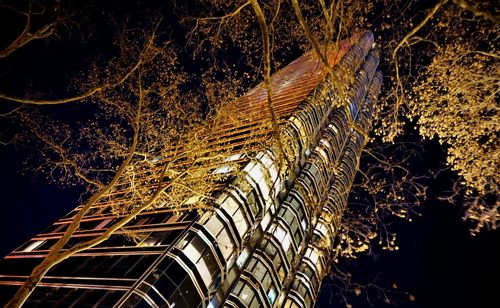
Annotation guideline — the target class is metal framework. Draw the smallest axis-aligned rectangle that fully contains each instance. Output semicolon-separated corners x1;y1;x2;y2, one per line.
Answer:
0;31;381;308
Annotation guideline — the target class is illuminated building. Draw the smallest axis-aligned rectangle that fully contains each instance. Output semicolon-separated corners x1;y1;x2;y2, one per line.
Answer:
0;31;381;307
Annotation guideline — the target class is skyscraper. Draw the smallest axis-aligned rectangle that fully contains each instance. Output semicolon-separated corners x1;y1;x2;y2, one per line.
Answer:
0;31;381;307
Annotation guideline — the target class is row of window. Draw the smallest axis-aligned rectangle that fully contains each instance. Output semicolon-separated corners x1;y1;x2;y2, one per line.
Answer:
224;108;357;307
36;209;195;240
281;33;375;173
283;244;329;308
352;69;382;136
281;129;366;307
342;49;380;123
328;31;375;99
282;59;383;308
286;81;339;165
0;254;162;306
289;31;373;165
355;70;382;135
17;212;196;255
224;165;317;306
223;31;380;307
24;287;127;308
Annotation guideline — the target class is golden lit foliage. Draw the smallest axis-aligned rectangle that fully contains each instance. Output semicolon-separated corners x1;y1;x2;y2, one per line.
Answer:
371;0;499;233
407;5;499;233
5;18;234;307
411;43;499;232
412;46;498;194
3;1;498;306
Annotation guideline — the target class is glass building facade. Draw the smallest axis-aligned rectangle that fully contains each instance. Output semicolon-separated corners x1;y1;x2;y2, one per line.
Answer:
0;31;381;307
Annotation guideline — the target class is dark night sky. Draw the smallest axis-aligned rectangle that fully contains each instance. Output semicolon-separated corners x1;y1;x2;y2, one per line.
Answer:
0;1;498;308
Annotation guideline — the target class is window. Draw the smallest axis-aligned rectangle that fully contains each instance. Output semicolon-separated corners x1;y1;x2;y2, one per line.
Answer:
256;151;275;169
261;272;273;291
263;240;278;261
315;221;329;238
260;212;272;230
328;122;339;134
140;232;163;247
233;180;262;218
182;237;202;263
301;219;307;232
272;225;292;253
302;263;315;280
253;260;268;281
236;248;250;269
95;218;112;230
297;283;308;297
281;209;295;225
175;232;193;250
216;228;234;260
297;112;313;137
133;217;149;226
349;98;358;118
204;215;224;239
283;298;300;308
213;165;234;175
247;164;270;199
166;214;182;224
196;254;213;287
305;247;319;265
267;287;277;305
183;195;201;205
220;195;249;238
288;192;305;213
317;146;329;163
240;284;255;306
299;173;315;197
208;297;218;308
310;108;320;127
22;240;46;252
245;189;260;217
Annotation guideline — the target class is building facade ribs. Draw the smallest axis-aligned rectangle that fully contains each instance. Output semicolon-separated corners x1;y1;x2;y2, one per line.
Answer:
0;31;381;308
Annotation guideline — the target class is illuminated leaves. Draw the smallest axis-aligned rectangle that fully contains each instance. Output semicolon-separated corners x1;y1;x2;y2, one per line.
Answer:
370;0;499;233
411;26;499;232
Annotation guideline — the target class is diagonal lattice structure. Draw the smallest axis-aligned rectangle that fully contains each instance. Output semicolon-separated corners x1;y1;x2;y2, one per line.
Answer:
0;31;381;308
